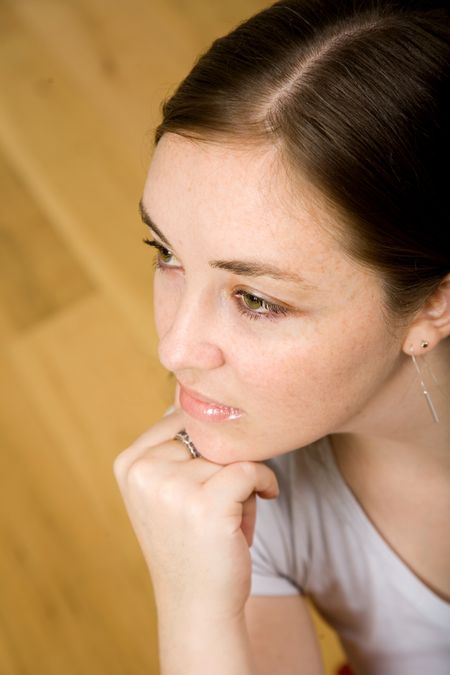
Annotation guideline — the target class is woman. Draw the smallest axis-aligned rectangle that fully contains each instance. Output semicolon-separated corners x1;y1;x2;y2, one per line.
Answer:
113;1;450;672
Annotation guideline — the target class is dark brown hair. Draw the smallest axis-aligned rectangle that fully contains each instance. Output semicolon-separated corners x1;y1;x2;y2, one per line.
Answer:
154;0;449;322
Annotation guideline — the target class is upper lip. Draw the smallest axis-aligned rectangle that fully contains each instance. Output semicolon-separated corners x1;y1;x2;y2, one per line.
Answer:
179;383;240;410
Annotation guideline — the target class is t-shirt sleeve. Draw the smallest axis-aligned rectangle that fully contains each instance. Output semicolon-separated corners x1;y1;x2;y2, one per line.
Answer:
250;454;305;597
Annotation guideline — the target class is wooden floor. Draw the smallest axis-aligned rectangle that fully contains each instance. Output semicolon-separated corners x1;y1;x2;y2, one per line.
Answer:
0;1;345;673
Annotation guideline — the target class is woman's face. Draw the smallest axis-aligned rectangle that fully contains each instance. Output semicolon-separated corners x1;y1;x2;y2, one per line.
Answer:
142;133;403;464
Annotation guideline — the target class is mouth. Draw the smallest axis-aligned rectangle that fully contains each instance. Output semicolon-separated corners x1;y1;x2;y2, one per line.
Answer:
178;384;244;423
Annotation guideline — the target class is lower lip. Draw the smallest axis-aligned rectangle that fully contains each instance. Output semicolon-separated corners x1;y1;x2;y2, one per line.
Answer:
179;386;243;423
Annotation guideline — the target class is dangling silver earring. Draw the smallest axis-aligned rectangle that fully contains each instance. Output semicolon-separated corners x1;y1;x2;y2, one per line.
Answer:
410;343;439;423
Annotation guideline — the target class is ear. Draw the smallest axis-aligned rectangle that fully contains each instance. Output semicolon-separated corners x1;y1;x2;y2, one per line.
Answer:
402;273;450;355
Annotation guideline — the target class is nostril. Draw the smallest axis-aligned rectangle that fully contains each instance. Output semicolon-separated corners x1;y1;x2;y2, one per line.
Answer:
158;332;225;372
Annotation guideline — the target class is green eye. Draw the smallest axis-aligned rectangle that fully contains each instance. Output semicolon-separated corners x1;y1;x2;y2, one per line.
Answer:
142;238;179;268
159;248;173;264
243;293;264;311
235;290;289;321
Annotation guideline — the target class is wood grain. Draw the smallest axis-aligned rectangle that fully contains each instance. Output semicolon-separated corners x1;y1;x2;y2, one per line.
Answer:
0;1;345;672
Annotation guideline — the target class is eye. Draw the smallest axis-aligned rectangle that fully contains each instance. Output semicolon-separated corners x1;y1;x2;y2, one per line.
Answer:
241;293;265;311
142;238;181;269
234;290;289;321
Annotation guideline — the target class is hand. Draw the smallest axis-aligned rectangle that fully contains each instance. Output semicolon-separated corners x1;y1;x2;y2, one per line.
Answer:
113;409;279;623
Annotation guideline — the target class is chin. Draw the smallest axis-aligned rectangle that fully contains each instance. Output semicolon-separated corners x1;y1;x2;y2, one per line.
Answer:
183;417;283;465
186;428;243;465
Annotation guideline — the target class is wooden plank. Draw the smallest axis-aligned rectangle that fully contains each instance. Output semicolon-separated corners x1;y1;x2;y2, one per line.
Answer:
0;148;94;334
0;0;268;353
2;293;174;674
0;2;155;352
9;292;173;522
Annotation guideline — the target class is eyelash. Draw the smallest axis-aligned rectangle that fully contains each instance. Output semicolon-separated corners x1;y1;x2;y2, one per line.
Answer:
142;237;289;322
143;238;176;270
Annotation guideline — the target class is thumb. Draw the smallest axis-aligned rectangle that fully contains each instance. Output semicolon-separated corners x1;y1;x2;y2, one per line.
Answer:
202;461;279;510
241;493;257;547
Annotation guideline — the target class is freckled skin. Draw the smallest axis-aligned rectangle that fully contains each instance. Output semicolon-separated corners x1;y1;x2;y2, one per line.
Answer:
143;133;410;465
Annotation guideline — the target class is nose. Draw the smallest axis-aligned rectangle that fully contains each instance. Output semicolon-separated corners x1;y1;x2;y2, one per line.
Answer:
158;291;225;373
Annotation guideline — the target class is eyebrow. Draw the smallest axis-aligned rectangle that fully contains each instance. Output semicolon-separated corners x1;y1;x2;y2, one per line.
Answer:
139;199;172;247
138;199;316;288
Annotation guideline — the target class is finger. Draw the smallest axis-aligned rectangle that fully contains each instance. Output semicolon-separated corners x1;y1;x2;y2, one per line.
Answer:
241;493;257;547
202;461;279;507
113;408;186;476
134;408;186;449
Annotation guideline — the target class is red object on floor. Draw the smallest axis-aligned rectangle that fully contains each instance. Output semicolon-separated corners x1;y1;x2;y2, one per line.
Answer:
337;665;354;675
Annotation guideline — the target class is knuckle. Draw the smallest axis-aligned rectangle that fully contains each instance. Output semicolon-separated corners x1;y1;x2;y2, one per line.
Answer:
237;461;258;480
126;457;156;491
112;450;130;480
157;476;185;507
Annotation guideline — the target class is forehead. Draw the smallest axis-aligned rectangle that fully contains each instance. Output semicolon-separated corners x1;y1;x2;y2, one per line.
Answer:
144;133;343;255
143;134;384;311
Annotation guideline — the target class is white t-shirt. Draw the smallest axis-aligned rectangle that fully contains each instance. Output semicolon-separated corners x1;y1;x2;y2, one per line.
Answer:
250;436;450;674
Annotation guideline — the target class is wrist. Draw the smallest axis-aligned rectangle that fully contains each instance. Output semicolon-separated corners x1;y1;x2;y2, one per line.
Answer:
153;578;248;627
157;607;256;674
157;598;247;640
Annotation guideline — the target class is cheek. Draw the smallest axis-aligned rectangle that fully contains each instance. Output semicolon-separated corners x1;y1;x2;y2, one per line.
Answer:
225;336;314;423
153;273;180;338
186;317;395;463
234;316;388;417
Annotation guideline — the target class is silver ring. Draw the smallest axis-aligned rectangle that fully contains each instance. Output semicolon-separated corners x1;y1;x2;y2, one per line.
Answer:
174;430;201;459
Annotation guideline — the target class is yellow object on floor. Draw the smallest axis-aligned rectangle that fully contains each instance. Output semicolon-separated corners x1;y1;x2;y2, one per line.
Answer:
308;600;347;673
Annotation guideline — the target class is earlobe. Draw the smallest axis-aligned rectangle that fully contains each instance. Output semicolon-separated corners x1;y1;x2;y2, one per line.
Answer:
401;273;450;355
403;333;434;356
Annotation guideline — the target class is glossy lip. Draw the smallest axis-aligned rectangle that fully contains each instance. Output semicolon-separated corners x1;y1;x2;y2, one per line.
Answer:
179;384;244;423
